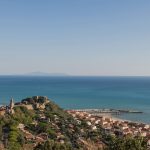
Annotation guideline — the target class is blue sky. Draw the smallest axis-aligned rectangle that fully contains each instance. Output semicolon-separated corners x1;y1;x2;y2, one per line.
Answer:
0;0;150;76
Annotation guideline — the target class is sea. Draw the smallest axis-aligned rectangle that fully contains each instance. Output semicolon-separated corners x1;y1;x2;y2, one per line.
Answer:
0;76;150;124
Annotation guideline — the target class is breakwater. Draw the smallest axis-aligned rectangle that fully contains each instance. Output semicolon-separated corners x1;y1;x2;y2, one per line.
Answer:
69;109;143;115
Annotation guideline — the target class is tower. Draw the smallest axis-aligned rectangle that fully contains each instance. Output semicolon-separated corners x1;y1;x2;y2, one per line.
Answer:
10;97;14;109
9;97;14;114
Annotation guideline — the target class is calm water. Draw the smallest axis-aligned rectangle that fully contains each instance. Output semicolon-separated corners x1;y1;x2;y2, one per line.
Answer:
0;76;150;123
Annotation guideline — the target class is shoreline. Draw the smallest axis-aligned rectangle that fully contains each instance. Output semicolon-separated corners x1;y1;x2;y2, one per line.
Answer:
92;113;144;124
67;109;150;125
67;109;150;140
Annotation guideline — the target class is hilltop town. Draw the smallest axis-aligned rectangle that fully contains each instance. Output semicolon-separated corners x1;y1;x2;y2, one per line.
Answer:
0;96;149;150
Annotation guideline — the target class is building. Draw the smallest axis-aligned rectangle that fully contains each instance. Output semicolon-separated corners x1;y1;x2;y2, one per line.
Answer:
9;98;15;114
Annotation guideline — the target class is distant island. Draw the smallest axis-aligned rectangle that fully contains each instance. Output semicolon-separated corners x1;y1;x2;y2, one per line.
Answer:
0;96;149;150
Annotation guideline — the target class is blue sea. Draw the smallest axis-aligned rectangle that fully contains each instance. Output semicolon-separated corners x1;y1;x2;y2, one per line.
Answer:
0;76;150;124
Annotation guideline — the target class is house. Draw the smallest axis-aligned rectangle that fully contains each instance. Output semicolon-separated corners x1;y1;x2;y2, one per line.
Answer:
92;126;97;130
87;121;92;126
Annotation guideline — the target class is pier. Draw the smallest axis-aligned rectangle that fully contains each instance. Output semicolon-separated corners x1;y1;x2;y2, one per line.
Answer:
69;108;143;115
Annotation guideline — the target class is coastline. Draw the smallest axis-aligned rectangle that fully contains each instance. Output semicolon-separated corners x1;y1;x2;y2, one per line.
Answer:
67;109;149;125
67;109;150;139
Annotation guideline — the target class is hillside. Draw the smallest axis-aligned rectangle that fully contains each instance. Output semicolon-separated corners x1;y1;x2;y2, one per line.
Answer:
0;96;105;150
0;96;148;150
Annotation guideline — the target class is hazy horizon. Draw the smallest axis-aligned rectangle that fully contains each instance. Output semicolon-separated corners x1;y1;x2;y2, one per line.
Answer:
1;71;150;77
0;0;150;76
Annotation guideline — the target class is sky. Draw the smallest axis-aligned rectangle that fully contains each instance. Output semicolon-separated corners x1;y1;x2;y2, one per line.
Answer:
0;0;150;76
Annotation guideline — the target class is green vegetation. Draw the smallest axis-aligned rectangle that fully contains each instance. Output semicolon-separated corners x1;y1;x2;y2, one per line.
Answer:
0;115;23;150
104;135;147;150
13;106;35;124
35;140;72;150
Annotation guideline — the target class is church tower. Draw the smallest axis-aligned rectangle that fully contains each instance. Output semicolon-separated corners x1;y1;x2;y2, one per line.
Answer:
9;97;14;114
10;97;14;109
